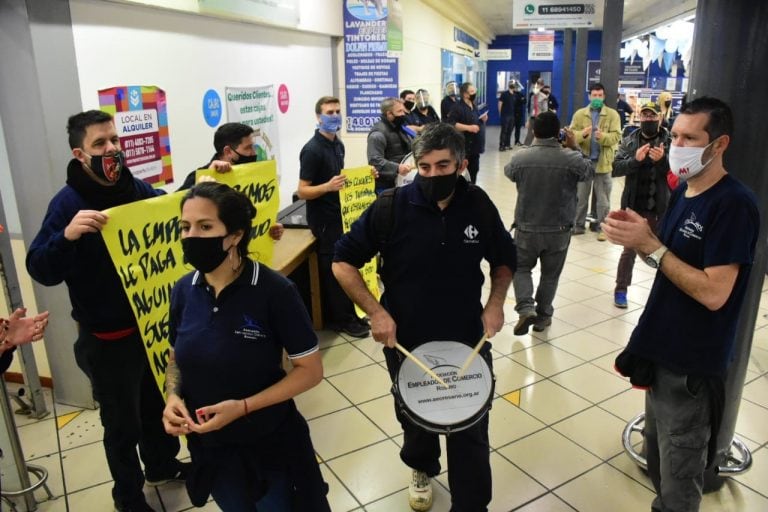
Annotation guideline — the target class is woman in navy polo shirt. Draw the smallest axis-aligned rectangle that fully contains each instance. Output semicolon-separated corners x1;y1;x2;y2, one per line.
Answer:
162;182;330;511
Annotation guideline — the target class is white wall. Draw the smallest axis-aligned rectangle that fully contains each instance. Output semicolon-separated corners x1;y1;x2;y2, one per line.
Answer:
71;0;339;207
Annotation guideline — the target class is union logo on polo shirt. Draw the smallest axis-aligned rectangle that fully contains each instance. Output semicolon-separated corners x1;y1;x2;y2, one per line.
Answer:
235;314;268;341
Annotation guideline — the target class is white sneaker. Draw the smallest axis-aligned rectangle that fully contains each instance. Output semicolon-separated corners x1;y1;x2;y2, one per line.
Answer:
408;469;433;511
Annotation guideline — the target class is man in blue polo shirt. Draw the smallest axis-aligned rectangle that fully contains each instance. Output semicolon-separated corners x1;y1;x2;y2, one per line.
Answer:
297;96;369;338
333;123;516;512
603;97;760;512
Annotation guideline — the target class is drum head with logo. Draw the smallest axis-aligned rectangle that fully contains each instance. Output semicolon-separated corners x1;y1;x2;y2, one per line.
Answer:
396;152;417;187
395;341;493;432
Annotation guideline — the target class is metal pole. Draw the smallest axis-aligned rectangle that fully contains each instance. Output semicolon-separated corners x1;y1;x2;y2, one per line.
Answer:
573;29;588;111
687;0;768;491
560;28;573;125
0;379;37;511
599;0;624;106
0;186;47;419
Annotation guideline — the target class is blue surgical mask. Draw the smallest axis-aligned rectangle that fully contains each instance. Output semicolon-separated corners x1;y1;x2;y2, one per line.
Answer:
319;114;342;133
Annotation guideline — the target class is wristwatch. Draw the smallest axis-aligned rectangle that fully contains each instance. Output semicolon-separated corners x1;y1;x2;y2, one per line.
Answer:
644;245;668;269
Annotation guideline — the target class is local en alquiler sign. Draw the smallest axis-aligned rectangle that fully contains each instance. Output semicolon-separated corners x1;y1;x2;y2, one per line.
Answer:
343;0;399;133
513;1;600;29
101;162;279;394
99;85;174;186
338;167;379;315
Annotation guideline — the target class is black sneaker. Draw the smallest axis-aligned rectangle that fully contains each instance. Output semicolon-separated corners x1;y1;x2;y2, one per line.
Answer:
532;316;552;332
513;314;537;336
332;320;370;338
145;461;191;487
114;499;155;512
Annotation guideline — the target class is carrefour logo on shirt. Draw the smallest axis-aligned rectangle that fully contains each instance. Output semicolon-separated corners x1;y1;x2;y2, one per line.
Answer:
463;224;480;244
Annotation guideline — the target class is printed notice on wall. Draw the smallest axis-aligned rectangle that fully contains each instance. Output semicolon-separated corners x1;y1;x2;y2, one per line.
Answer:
339;166;379;313
344;0;399;133
225;85;281;179
101;162;279;394
99;85;174;185
528;30;555;61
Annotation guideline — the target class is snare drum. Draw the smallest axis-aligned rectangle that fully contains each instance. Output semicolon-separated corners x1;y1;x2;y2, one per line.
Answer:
393;341;495;434
395;152;417;187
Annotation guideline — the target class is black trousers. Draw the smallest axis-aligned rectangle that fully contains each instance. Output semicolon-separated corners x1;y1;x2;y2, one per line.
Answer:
513;116;523;144
74;330;180;506
499;115;514;148
317;252;359;325
384;347;492;512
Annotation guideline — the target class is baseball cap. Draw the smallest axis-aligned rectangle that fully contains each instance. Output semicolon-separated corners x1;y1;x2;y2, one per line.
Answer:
640;101;660;115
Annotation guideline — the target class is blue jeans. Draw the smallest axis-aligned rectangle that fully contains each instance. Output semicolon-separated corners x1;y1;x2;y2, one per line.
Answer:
512;230;571;318
645;365;711;512
211;467;290;511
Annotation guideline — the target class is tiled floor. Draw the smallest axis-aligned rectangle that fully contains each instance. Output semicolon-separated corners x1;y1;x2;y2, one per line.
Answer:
5;127;768;511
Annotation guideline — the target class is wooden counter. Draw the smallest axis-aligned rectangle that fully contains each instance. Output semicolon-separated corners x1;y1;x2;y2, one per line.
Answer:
271;229;322;330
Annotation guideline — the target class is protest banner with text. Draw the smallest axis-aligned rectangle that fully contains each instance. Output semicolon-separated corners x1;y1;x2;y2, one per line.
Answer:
339;167;379;314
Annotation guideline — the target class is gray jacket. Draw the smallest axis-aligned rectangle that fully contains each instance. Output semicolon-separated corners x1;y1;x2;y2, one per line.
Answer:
504;139;594;232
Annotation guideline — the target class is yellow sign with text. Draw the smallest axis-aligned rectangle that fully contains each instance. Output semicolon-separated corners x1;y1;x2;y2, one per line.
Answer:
101;162;279;394
339;167;379;314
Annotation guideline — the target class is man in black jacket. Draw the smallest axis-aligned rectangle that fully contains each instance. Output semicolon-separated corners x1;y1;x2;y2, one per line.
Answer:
177;122;257;191
367;98;413;192
611;101;671;308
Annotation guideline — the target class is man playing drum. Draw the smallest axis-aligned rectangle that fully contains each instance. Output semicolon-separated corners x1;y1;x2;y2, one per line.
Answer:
333;123;516;511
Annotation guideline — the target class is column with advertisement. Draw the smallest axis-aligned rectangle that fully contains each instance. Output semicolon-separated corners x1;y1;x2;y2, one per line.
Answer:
343;0;398;133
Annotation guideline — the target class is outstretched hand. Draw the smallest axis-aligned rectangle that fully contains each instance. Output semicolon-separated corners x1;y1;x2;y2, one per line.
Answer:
3;308;49;346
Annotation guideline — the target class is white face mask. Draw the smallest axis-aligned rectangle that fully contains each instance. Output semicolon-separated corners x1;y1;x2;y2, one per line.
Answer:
668;140;716;180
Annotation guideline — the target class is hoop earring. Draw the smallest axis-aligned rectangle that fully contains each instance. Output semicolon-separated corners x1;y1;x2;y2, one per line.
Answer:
230;247;242;272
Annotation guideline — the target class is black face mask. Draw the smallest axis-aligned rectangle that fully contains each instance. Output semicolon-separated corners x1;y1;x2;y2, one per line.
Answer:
664;100;672;108
415;170;458;203
85;151;124;183
468;93;477;102
232;148;258;165
403;100;415;111
392;115;407;126
182;236;230;273
640;121;659;138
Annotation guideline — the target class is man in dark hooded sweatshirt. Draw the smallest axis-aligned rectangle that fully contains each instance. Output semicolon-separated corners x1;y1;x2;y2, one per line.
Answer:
26;110;187;512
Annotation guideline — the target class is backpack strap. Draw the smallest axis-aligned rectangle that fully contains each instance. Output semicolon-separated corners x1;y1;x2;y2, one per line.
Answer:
373;187;398;249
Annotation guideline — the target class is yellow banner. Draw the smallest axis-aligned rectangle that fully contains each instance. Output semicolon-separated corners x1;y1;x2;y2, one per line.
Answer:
101;162;279;393
196;161;280;265
339;167;379;314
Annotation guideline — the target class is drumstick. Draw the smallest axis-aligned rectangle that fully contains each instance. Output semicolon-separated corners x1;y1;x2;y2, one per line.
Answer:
395;343;450;388
457;333;488;377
